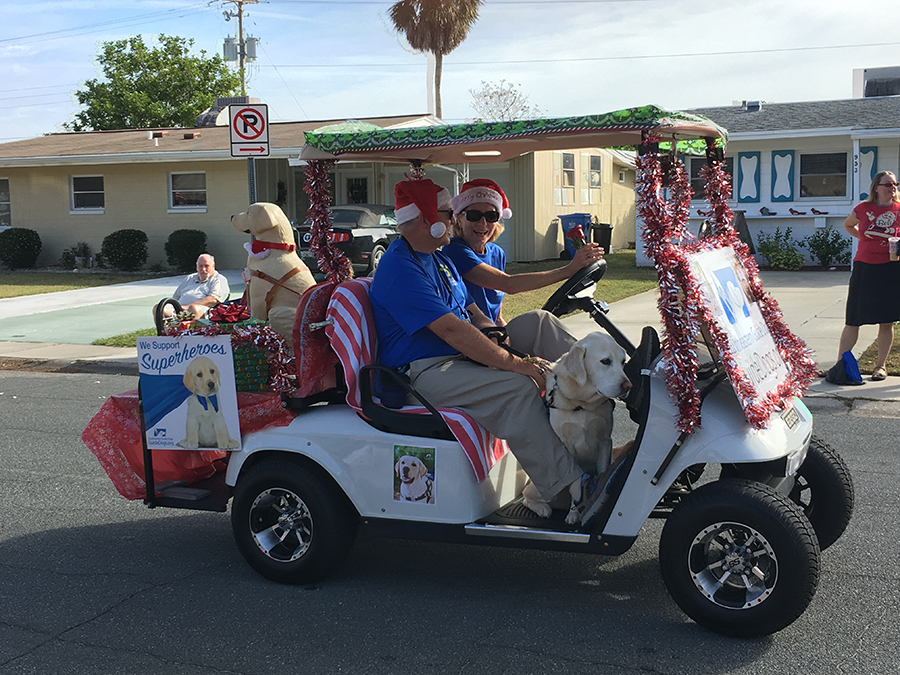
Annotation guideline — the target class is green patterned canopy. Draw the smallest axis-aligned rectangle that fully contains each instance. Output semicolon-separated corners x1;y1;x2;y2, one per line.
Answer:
301;105;727;164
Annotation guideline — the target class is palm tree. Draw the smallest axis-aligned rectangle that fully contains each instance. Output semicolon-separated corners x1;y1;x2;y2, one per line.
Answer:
389;0;483;119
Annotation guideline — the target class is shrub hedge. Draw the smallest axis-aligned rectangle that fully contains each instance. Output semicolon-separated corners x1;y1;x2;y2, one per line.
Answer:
101;229;148;271
165;229;208;272
0;228;42;269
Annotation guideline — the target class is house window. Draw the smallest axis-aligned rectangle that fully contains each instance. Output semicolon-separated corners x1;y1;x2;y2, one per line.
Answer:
169;172;207;209
345;177;368;204
70;175;104;211
618;170;626;184
0;178;10;227
553;152;576;205
799;152;847;198
581;154;601;204
689;157;733;199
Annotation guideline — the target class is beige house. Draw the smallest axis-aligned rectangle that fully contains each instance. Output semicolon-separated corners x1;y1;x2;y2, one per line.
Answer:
0;110;636;270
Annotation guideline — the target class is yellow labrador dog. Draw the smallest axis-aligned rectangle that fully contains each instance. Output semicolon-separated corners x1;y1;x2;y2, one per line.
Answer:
177;356;240;450
394;455;435;504
523;332;633;524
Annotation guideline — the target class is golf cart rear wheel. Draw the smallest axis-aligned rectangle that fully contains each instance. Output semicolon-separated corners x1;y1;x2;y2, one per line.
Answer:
231;458;357;584
659;479;819;637
789;436;854;550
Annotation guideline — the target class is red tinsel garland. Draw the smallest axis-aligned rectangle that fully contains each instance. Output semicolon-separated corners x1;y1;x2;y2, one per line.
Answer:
304;159;353;285
163;322;297;393
635;138;816;431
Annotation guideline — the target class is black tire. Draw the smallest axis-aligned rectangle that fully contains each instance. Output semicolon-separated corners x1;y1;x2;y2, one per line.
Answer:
231;458;358;584
789;436;854;550
659;479;819;637
366;244;386;276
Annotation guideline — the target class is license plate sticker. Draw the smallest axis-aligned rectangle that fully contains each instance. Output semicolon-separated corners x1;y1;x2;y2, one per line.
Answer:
781;406;800;430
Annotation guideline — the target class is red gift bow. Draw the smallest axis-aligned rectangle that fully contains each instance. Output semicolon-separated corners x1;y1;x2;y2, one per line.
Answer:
209;303;250;323
565;225;586;248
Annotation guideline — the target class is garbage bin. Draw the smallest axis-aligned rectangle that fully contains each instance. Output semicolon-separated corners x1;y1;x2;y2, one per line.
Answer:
558;213;592;259
591;222;613;254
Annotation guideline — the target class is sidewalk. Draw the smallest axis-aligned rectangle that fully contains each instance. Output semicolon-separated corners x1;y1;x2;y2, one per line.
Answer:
1;269;897;403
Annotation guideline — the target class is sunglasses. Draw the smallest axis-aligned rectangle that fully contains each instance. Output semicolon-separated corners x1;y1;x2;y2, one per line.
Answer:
437;209;454;219
463;209;501;223
879;182;899;188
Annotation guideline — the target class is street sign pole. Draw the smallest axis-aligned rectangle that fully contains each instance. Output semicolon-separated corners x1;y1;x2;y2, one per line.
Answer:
247;158;257;204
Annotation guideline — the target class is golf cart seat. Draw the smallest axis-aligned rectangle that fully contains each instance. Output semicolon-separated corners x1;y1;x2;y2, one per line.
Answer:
623;326;661;424
325;277;509;482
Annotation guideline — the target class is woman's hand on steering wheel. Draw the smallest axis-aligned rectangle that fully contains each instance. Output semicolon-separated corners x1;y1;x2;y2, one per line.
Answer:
569;242;604;270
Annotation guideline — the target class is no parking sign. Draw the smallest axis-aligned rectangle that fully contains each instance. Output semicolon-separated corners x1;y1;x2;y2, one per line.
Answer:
229;104;269;157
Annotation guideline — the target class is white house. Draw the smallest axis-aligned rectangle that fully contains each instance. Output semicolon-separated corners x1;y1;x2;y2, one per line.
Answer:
637;93;900;266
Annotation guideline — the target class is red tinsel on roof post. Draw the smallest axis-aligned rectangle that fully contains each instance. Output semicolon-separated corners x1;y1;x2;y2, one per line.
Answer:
634;137;817;432
304;159;353;284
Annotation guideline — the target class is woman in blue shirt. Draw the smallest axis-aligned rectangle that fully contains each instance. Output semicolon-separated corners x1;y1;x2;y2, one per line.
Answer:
444;179;602;326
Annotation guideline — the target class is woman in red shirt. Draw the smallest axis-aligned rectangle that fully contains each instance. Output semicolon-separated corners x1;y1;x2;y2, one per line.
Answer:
838;171;900;380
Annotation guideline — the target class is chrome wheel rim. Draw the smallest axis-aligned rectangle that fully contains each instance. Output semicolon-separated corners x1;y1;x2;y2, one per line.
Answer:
688;521;777;609
249;488;313;562
371;247;384;270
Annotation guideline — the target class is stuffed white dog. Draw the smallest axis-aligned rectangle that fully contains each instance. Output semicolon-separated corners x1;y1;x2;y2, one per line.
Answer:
232;202;315;338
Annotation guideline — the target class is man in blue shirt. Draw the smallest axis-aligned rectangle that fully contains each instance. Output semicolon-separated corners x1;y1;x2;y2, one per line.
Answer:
370;179;598;521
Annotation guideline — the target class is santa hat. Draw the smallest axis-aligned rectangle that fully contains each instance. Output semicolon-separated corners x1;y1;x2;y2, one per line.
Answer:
394;179;452;229
450;178;512;220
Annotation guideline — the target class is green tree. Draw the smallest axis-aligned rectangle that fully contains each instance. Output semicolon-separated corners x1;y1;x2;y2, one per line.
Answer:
66;35;241;131
389;0;483;119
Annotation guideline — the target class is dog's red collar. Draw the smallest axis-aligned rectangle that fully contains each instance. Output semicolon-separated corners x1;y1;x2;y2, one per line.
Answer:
250;239;296;254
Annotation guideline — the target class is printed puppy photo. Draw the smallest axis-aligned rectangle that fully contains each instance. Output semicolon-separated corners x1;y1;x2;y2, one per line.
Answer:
393;445;435;504
177;355;239;450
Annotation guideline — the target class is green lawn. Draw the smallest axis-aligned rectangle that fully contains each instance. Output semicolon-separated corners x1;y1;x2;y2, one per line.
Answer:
502;250;658;320
93;328;157;348
91;250;657;348
0;272;158;299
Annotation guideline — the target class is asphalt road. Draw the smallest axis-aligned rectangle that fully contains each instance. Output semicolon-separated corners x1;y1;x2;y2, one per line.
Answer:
1;371;898;674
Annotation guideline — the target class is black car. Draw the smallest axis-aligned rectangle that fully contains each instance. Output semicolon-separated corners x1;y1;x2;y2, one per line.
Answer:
294;204;398;276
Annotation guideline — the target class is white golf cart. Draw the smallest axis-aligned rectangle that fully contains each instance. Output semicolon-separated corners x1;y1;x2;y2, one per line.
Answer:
94;107;853;638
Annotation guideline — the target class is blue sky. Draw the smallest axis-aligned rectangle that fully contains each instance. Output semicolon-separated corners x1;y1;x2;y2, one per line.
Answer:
1;0;896;142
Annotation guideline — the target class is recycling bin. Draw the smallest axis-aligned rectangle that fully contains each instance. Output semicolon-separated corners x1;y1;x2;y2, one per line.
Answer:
558;213;592;259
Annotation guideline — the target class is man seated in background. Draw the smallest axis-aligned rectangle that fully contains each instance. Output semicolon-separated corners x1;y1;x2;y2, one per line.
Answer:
154;253;230;319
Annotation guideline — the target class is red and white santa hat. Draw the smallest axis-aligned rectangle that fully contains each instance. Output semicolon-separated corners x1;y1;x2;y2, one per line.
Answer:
450;178;512;220
394;179;452;229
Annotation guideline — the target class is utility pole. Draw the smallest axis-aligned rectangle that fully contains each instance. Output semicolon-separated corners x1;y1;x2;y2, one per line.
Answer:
220;0;259;95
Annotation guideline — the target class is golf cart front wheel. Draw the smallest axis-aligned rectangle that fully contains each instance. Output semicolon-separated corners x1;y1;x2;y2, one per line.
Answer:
231;458;357;584
659;479;819;637
789;436;854;550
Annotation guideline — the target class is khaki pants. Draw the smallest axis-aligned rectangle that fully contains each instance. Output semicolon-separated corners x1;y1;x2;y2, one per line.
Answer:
408;311;581;500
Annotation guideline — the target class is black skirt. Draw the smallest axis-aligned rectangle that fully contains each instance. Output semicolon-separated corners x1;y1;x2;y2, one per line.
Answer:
845;260;900;326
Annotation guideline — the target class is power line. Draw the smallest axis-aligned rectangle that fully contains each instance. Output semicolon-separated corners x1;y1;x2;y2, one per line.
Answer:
258;40;900;68
0;4;212;46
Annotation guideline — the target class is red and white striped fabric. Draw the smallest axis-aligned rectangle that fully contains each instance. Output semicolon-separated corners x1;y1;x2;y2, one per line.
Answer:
325;277;509;482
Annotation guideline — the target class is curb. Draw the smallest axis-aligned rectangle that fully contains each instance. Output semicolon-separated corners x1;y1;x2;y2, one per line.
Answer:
0;356;138;376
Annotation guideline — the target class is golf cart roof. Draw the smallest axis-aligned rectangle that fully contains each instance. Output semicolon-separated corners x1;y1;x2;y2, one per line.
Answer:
300;105;727;165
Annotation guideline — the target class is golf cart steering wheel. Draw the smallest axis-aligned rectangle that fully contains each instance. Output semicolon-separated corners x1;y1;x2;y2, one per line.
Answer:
541;259;607;317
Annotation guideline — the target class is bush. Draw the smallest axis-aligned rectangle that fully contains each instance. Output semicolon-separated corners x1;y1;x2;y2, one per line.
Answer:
756;227;805;271
164;229;208;272
0;228;42;269
798;226;851;267
72;241;92;258
59;248;77;269
101;229;148;271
